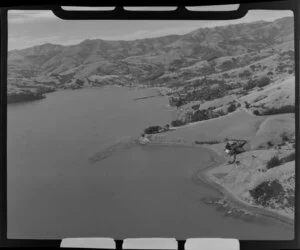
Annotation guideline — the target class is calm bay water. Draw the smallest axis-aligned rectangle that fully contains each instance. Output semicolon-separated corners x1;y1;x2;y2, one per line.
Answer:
7;86;293;239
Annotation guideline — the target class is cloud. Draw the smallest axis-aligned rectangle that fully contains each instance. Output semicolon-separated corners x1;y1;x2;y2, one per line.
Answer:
8;10;57;24
97;26;200;41
7;9;293;50
8;34;84;50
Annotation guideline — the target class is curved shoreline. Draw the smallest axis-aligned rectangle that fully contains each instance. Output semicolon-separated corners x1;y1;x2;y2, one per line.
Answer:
146;140;294;227
198;158;294;227
91;135;294;227
197;147;294;227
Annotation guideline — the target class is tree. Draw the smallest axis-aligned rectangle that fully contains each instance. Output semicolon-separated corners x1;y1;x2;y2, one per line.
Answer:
191;104;200;110
171;119;186;127
245;101;250;109
259;105;295;115
266;156;281;169
249;180;284;206
243;76;271;90
239;69;251;78
227;103;236;113
256;76;271;88
144;126;163;134
253;110;260;115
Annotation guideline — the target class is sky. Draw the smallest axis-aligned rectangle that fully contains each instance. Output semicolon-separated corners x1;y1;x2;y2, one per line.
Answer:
8;6;293;51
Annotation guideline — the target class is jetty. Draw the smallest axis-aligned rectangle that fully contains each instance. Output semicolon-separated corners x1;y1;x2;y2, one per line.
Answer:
133;95;158;101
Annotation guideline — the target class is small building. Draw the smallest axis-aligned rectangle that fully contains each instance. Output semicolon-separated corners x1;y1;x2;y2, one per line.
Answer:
139;134;150;145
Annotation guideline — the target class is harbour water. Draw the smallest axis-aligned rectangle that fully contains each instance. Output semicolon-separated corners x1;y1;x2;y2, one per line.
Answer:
7;86;293;239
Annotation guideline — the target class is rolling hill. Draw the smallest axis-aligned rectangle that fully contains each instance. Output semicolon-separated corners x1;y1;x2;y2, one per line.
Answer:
7;16;294;103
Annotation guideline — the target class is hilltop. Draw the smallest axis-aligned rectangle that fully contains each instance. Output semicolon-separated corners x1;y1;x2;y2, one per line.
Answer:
8;16;294;103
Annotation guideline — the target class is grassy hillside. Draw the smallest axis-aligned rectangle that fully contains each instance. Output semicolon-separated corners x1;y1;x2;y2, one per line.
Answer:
7;17;294;104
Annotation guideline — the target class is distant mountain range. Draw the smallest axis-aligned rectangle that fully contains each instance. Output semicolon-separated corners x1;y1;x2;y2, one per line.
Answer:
7;16;294;103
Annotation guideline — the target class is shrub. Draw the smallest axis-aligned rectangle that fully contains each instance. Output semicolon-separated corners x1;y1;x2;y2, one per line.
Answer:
266;156;281;169
191;109;209;122
281;152;295;164
256;76;271;88
217;109;226;116
227;103;237;113
191;104;200;110
286;192;295;207
144;125;163;134
234;81;242;88
245;101;250;108
249;180;284;206
253;110;260;115
267;71;274;75
280;132;290;143
259;105;295;115
222;72;230;78
243;76;271;90
164;124;170;130
239;69;252;78
171;119;186;127
175;79;229;104
243;80;256;90
288;69;294;74
76;79;84;86
169;96;186;108
195;140;221;145
221;60;234;71
240;90;249;96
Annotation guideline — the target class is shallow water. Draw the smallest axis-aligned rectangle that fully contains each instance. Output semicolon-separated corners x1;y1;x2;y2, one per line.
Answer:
7;87;293;239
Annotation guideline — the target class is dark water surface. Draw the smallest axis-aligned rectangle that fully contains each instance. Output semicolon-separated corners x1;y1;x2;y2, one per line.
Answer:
7;87;293;239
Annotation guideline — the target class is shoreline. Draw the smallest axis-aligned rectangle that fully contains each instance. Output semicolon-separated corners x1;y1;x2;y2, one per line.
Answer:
145;138;294;227
199;147;294;226
8;84;169;105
